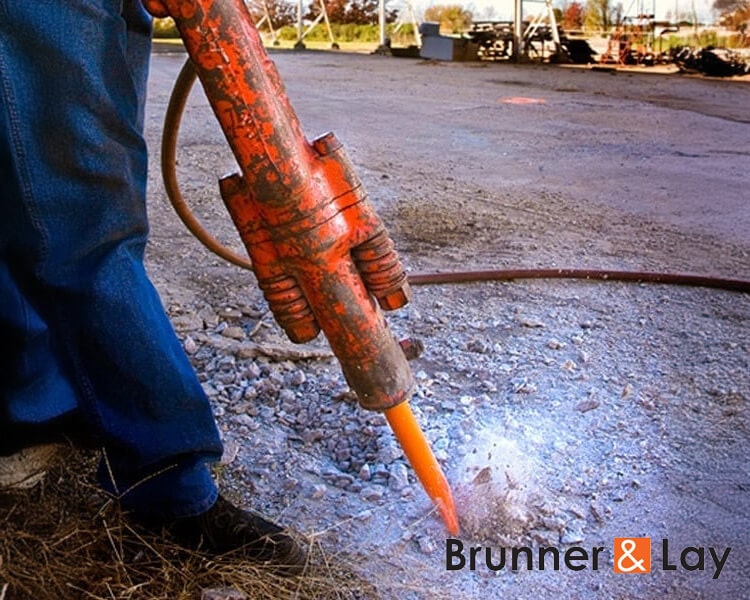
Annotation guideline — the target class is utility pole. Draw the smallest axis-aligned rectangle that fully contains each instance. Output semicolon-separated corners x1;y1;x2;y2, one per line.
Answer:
513;0;524;61
379;0;387;47
373;0;391;54
295;0;305;49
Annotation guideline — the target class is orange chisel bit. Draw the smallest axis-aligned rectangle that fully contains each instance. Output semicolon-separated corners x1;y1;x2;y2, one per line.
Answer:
385;401;460;536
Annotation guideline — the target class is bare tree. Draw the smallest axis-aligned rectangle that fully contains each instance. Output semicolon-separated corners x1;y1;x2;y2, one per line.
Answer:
713;0;750;32
247;0;297;28
305;0;397;24
584;0;622;31
423;4;473;33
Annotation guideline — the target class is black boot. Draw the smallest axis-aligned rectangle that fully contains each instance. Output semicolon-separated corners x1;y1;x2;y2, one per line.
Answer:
147;495;307;576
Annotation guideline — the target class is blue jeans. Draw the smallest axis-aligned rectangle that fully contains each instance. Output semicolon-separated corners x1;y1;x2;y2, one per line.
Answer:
0;0;222;518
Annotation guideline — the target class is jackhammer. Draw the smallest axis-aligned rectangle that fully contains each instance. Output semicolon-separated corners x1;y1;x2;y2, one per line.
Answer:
143;0;458;535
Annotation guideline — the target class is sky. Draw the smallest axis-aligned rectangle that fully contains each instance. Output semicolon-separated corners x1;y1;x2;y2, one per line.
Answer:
403;0;717;23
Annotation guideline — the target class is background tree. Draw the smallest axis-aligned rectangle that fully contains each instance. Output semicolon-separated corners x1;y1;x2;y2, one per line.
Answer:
584;0;622;31
305;0;397;24
423;4;473;33
562;1;585;30
713;0;750;32
247;0;298;28
713;0;749;12
347;0;395;23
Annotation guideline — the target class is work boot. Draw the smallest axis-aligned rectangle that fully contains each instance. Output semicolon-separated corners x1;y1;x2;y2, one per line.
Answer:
149;495;307;575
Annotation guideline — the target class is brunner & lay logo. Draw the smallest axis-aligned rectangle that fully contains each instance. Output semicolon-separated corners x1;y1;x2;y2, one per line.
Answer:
445;536;731;579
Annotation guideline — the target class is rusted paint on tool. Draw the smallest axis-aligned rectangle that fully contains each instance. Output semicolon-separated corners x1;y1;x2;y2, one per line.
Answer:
146;0;412;411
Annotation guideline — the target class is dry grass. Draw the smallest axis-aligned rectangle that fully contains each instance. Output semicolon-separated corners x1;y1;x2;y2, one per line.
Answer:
0;448;376;599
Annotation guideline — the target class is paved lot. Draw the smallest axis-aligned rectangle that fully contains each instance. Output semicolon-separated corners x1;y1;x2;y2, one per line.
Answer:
143;49;749;599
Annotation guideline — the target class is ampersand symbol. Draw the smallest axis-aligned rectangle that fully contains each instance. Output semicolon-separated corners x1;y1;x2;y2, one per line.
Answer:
617;539;646;572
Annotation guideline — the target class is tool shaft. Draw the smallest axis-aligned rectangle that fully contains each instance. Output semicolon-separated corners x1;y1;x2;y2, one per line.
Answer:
385;402;459;536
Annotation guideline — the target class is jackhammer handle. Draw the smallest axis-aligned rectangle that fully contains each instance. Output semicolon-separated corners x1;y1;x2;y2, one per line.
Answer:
149;0;414;411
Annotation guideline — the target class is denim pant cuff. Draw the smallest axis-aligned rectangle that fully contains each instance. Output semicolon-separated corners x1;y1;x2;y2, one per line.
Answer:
99;456;219;520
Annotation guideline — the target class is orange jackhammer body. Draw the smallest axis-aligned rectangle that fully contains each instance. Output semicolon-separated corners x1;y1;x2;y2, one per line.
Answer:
147;0;411;410
145;0;457;533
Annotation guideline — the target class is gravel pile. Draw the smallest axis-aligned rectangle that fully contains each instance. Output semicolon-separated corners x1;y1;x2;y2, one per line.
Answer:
158;273;749;598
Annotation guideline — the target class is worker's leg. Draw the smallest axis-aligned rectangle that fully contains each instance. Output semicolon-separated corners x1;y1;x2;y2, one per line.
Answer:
0;0;222;518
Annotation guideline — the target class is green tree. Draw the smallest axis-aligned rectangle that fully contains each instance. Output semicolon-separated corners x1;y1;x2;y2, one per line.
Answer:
423;4;473;33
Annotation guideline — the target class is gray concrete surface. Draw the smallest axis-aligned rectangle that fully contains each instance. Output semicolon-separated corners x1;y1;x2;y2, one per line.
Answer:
143;50;749;599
